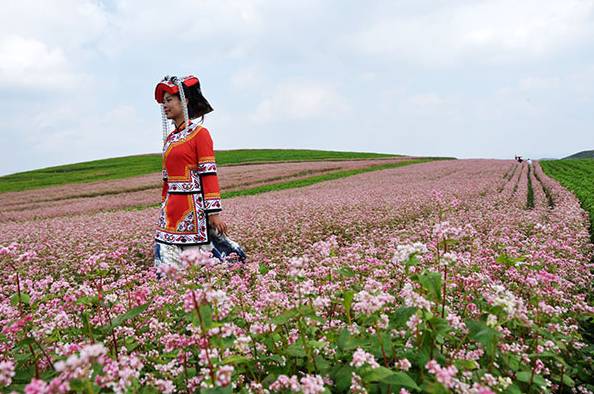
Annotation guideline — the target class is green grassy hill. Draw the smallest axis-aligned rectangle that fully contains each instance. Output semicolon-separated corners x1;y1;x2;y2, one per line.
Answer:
563;150;594;159
0;149;408;193
541;158;594;241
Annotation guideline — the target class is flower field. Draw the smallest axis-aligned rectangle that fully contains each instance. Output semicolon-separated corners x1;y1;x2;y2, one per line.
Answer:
1;159;593;393
0;158;414;223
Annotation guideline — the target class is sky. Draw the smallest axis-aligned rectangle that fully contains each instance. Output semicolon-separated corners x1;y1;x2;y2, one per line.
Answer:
1;0;593;176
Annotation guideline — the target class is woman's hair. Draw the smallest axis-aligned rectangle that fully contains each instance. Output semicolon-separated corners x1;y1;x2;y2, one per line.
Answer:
174;83;214;119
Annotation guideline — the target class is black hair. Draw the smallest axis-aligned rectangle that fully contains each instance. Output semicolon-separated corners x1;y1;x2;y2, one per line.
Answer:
173;83;214;120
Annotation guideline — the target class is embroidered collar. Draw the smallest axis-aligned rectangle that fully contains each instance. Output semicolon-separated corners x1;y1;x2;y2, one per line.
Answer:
163;120;202;152
173;120;189;133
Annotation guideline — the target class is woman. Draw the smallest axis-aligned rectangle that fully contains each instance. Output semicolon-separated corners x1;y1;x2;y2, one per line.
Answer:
153;75;245;269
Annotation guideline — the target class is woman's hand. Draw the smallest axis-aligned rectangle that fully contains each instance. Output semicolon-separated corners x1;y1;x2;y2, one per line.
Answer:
208;213;228;235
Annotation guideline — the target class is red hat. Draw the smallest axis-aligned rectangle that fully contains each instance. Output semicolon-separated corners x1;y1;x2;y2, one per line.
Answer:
155;75;200;103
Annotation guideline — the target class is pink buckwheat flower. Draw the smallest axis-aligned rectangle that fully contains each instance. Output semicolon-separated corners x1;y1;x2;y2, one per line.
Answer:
270;374;301;391
395;358;412;371
299;374;325;394
24;379;49;394
350;348;380;369
215;365;234;387
426;360;458;389
0;360;15;386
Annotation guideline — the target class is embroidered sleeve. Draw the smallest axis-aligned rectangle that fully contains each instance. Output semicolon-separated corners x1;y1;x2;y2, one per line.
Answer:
195;127;222;212
161;180;168;203
161;168;168;202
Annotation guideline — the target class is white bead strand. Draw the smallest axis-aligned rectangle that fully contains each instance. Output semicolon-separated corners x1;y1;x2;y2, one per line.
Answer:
175;78;190;131
160;104;169;146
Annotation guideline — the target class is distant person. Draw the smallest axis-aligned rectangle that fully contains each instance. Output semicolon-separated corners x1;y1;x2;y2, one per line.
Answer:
153;75;246;270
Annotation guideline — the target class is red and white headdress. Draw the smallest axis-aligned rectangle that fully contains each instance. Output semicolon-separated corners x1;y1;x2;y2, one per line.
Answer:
155;75;201;143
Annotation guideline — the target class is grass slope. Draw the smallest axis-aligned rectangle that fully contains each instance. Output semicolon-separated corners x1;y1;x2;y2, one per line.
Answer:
563;150;594;159
541;158;594;240
0;149;404;193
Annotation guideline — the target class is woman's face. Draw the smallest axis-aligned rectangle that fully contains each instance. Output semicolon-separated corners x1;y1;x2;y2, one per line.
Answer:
162;91;187;120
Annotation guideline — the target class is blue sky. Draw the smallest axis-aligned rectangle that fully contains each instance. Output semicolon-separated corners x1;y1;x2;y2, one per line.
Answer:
1;0;593;175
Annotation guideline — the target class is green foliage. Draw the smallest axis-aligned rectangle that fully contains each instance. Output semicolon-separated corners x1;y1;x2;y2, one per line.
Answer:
467;320;500;357
418;271;442;303
110;303;149;329
541;159;594;240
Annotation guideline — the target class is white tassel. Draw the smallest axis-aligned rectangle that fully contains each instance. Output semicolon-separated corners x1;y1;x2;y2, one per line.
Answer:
160;104;169;147
176;78;190;131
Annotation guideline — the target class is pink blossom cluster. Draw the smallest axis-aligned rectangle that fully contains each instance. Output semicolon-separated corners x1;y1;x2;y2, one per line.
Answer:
269;374;326;393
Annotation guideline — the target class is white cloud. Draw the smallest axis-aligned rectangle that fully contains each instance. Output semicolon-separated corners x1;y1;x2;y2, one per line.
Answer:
0;35;88;89
0;1;108;50
251;81;349;122
96;0;267;56
350;0;594;67
409;93;446;107
230;67;263;91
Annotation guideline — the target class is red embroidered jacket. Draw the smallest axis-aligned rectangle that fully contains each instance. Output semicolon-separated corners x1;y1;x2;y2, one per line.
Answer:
155;120;222;245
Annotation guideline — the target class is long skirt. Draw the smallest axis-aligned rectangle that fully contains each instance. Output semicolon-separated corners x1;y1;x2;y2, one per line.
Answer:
153;229;247;270
153;241;216;270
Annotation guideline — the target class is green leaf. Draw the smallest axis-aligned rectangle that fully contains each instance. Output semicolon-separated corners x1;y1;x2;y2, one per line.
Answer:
68;379;86;391
198;304;214;329
503;384;522;394
336;328;366;351
222;355;251;365
562;374;575;387
264;354;285;365
110;303;149;328
380;332;394;358
405;255;420;267
315;355;331;373
10;293;30;306
516;371;534;383
16;337;35;348
391;307;417;328
271;309;299;325
338;267;356;277
364;366;395;382
333;365;354;392
259;263;269;275
424;381;449;394
76;295;99;306
13;366;35;384
427;317;450;337
453;359;479;370
286;342;307;357
495;253;524;268
361;366;420;392
343;290;354;314
419;271;442;302
140;385;161;394
308;340;326;349
506;354;521;371
380;371;420;390
467;320;500;357
337;328;351;351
